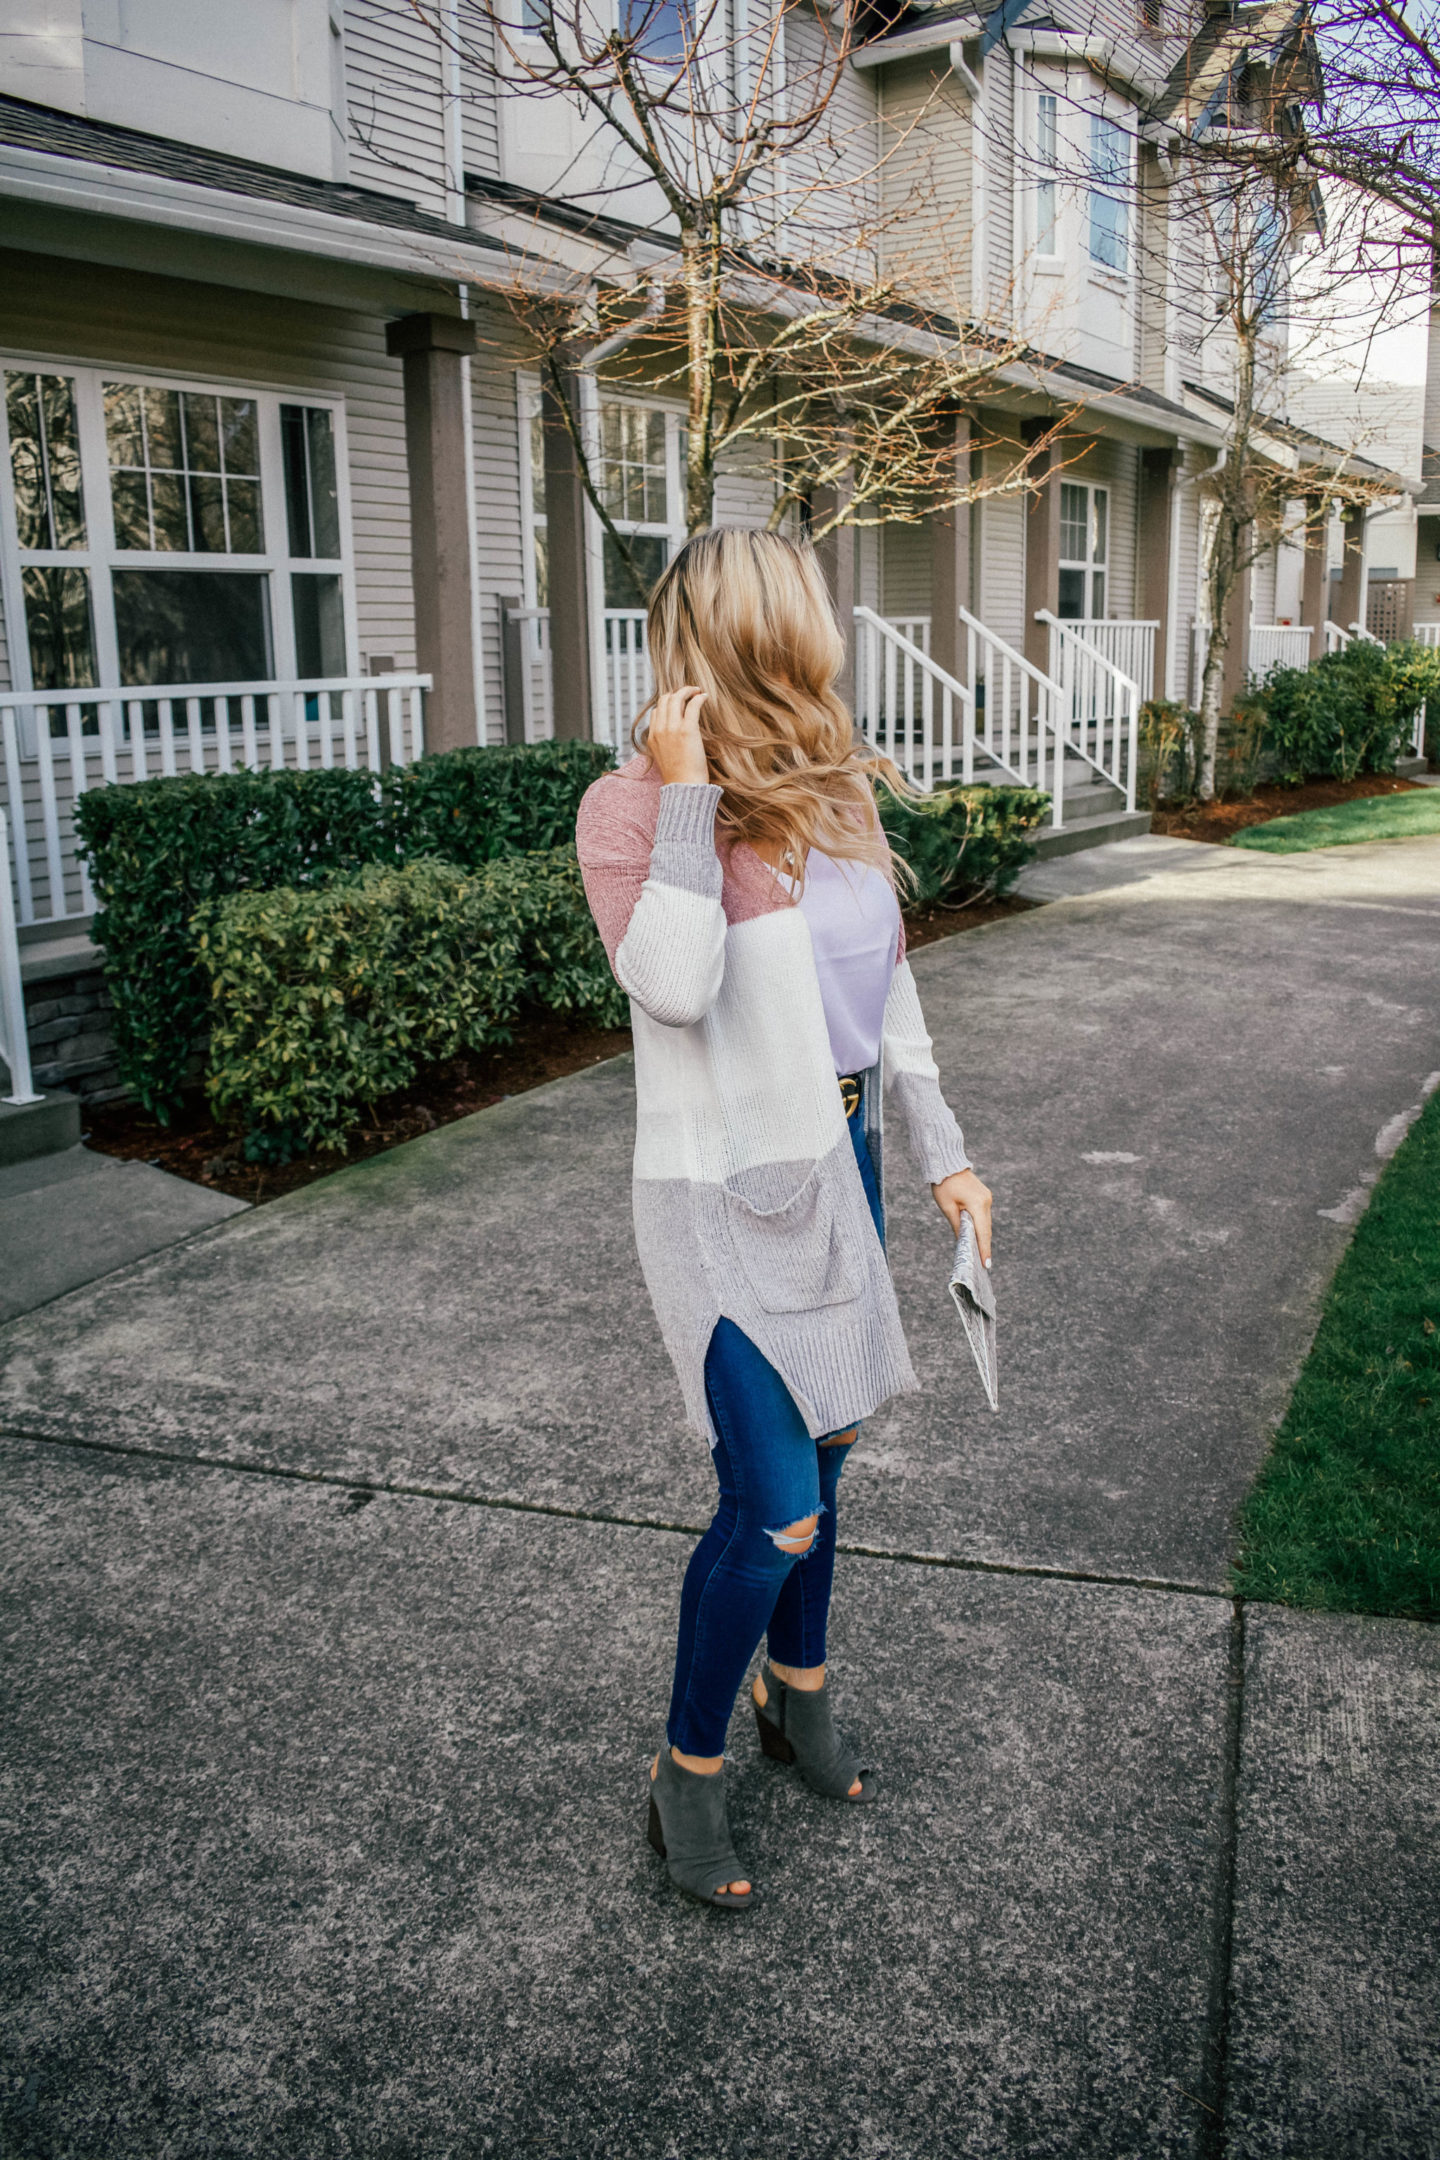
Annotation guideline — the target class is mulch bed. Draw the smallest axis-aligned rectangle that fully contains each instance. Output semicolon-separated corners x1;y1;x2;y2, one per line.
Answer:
82;895;1038;1207
1150;771;1425;847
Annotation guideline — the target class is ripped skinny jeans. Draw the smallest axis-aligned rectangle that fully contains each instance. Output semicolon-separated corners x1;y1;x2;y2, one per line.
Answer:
666;1107;882;1759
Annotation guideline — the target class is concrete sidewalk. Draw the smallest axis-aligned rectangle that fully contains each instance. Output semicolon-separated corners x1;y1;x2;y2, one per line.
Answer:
2;835;1438;2157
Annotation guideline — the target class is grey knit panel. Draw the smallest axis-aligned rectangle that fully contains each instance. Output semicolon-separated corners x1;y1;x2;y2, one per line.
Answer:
632;1130;917;1443
648;782;724;896
889;1068;973;1185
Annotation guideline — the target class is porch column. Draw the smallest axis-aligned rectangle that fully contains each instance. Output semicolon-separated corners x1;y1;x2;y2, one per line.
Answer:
1299;493;1329;656
1023;433;1062;676
812;478;856;713
1220;545;1254;712
540;375;595;742
929;410;972;685
1332;505;1366;632
1137;447;1182;700
384;313;480;755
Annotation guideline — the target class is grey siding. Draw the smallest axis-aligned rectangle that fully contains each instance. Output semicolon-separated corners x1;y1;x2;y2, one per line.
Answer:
879;57;972;301
976;447;1027;652
344;0;450;215
880;521;931;620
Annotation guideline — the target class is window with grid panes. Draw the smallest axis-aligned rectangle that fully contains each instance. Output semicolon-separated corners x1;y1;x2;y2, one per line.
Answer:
1058;482;1108;618
5;371;96;691
1;363;353;709
599;402;674;606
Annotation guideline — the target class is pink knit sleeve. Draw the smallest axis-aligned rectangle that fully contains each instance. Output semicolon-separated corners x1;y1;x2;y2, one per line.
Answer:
575;773;661;966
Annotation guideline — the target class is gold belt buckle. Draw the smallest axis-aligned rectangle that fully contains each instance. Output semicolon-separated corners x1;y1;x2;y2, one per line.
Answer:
839;1074;862;1120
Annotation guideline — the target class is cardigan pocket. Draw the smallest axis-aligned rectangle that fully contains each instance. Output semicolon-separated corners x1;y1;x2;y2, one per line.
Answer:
715;1166;863;1313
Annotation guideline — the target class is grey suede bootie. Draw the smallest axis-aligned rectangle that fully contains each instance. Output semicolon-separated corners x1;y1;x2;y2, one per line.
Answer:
753;1663;876;1802
645;1749;756;1910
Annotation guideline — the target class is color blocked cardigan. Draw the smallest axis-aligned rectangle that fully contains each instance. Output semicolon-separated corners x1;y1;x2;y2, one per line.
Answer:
576;756;972;1443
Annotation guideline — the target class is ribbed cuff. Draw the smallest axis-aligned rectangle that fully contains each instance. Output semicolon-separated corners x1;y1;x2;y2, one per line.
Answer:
654;782;722;845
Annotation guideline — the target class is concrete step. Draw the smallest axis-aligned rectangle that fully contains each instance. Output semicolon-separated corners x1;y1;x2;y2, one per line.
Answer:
1031;808;1154;860
0;1089;82;1167
1395;755;1431;780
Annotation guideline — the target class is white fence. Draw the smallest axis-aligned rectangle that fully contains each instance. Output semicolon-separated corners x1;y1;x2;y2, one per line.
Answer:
0;806;41;1103
1249;625;1315;679
1;673;429;928
602;610;651;757
1058;618;1156;701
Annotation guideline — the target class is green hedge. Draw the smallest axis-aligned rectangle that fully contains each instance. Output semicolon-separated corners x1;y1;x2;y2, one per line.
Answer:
197;847;626;1157
1246;640;1436;786
74;742;614;1116
876;782;1051;908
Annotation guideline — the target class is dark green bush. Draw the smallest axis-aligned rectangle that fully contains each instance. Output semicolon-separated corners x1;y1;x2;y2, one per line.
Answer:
196;847;626;1156
1250;641;1428;785
876;782;1051;909
387;740;614;863
75;743;615;1116
75;767;393;1115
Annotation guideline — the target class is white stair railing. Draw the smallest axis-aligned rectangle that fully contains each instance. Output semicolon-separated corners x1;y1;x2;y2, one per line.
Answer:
1039;612;1140;811
853;609;976;791
0;807;42;1104
958;608;1068;824
0;673;429;928
1324;621;1352;655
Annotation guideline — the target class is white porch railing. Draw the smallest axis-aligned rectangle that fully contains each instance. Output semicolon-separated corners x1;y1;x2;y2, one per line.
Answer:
1058;618;1156;701
601;610;651;757
1249;625;1315;678
1038;613;1139;810
0;806;42;1104
1;673;429;928
1413;624;1440;649
853;609;974;790
504;607;554;745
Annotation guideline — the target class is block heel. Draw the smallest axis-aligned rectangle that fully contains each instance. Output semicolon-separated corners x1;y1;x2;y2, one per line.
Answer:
644;1750;756;1910
752;1662;877;1802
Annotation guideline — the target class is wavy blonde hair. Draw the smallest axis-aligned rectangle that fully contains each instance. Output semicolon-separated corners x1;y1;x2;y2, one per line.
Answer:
637;527;905;888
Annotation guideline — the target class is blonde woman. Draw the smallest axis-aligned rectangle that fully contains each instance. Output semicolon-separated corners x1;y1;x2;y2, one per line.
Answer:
576;528;992;1909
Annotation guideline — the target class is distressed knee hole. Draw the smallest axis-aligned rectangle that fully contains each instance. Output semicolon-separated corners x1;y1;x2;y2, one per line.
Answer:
767;1511;820;1556
821;1427;858;1449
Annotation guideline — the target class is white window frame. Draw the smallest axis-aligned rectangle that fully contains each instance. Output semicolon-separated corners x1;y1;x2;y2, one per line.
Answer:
1034;89;1061;262
519;372;687;609
1058;480;1109;619
1086;104;1134;286
0;353;359;747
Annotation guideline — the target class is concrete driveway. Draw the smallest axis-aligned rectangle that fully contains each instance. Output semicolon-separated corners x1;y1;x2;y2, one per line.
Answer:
2;833;1437;2158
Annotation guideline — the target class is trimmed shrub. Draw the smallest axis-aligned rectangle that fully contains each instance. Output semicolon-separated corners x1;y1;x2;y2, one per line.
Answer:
387;740;615;863
75;767;393;1116
75;742;616;1116
876;782;1051;909
1250;640;1428;785
196;847;626;1157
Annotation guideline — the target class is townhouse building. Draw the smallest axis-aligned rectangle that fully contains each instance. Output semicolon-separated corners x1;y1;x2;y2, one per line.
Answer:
0;0;1411;1108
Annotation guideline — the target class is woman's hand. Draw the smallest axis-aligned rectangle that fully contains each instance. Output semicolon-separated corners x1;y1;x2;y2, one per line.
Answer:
932;1169;993;1267
648;686;710;787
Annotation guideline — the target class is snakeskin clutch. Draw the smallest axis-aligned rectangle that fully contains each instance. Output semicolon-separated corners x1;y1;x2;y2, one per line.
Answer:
948;1212;998;1413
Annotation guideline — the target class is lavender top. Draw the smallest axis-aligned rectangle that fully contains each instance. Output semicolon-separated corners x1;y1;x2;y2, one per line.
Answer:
790;850;902;1075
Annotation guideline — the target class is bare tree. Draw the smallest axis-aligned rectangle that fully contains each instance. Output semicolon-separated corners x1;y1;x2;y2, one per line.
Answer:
417;0;1072;596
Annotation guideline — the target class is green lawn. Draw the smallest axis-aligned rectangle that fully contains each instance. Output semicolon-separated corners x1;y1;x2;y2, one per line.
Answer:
1232;1088;1440;1618
1231;788;1440;853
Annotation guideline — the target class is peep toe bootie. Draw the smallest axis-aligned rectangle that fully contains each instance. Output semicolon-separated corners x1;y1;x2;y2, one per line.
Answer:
646;1749;756;1910
753;1663;877;1802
